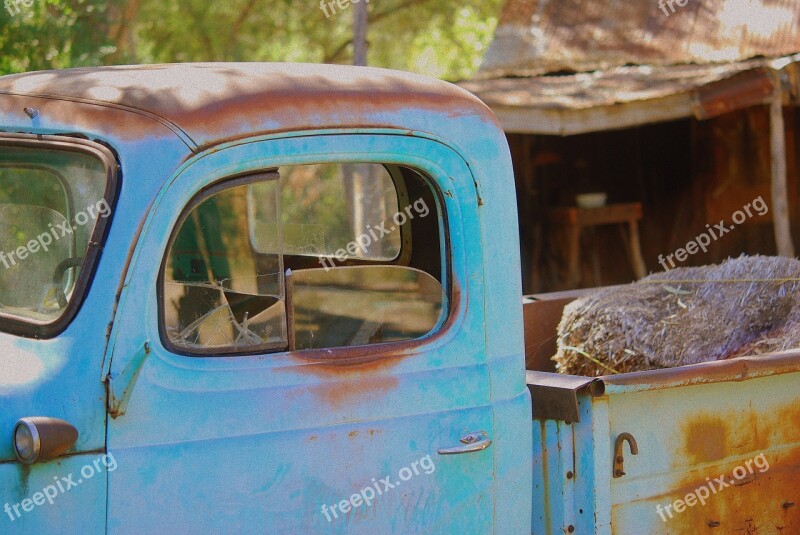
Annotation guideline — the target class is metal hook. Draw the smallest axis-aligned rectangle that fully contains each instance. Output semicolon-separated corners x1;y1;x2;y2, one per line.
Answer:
613;432;638;478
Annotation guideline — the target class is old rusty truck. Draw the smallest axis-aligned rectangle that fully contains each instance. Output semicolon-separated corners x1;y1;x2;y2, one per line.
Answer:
0;63;798;534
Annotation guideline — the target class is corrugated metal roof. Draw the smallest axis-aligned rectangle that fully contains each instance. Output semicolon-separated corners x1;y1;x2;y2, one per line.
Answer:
465;61;763;110
461;56;798;135
479;0;800;79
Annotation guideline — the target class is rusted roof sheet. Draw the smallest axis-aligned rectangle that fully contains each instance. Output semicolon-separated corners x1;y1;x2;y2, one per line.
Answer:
461;57;798;134
480;0;800;79
464;60;768;111
0;63;493;150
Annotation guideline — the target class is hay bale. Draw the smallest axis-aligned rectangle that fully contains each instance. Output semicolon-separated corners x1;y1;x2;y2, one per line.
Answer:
553;255;800;376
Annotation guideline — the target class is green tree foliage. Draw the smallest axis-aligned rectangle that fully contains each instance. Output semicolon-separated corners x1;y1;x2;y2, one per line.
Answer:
0;0;500;80
0;0;120;73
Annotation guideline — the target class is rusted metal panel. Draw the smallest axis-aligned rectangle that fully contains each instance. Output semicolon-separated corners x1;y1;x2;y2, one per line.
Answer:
0;64;498;153
102;131;531;534
480;0;800;79
531;365;800;533
464;0;800;135
526;370;604;422
523;287;620;371
0;91;191;148
460;59;796;135
605;370;800;533
523;294;576;372
463;62;769;111
601;349;800;392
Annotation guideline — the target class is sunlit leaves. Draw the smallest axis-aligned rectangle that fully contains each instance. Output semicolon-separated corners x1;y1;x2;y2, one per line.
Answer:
0;0;501;80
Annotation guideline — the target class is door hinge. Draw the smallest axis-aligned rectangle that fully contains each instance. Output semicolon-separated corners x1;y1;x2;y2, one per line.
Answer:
106;341;150;419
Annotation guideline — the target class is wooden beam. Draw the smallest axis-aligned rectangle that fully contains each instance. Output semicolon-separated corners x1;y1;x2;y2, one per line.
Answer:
770;81;795;257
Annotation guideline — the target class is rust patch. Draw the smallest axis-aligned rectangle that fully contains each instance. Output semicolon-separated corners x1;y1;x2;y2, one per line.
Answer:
601;349;800;391
18;463;30;497
615;402;800;533
187;92;488;151
308;375;399;409
270;252;461;409
683;416;728;464
775;403;800;446
347;429;382;438
0;92;191;147
498;0;538;25
0;63;499;151
613;446;800;534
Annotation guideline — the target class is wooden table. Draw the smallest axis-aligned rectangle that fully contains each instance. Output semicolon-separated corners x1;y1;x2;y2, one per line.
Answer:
548;202;647;288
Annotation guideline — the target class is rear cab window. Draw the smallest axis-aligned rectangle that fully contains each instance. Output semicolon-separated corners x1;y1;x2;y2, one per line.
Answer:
0;136;117;337
161;162;447;355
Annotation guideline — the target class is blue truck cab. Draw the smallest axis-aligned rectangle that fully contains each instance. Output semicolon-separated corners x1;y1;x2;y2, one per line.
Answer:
0;63;531;534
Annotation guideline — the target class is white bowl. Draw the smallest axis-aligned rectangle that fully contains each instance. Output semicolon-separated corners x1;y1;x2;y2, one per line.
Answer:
576;192;607;209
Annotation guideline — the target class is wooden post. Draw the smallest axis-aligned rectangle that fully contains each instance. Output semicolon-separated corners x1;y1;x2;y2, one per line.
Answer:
770;77;795;257
627;219;647;279
353;0;368;66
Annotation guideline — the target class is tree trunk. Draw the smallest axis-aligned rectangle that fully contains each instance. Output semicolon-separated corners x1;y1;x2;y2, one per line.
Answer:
353;1;368;66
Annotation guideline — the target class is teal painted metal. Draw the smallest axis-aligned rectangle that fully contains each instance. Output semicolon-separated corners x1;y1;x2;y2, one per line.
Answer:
0;64;531;534
528;364;800;534
107;341;151;418
0;86;188;532
104;132;524;533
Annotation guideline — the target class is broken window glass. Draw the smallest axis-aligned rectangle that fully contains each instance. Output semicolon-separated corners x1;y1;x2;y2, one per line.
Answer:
162;164;446;355
164;176;287;352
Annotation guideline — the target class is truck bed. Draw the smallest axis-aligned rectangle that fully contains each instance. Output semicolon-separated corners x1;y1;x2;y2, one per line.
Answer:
523;289;800;534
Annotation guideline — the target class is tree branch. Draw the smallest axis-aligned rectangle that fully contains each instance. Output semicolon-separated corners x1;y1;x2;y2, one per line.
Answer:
370;0;431;24
323;0;431;63
226;0;260;59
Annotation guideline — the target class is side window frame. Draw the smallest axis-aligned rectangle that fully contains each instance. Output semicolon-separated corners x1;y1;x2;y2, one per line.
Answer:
0;133;119;339
157;161;450;358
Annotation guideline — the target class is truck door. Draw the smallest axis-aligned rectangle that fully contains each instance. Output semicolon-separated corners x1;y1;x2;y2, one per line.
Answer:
106;133;495;533
0;135;118;533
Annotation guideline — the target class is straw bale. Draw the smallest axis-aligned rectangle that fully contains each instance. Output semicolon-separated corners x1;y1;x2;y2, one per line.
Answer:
554;256;800;376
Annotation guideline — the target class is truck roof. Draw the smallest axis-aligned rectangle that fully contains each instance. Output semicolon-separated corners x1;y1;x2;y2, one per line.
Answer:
0;63;495;151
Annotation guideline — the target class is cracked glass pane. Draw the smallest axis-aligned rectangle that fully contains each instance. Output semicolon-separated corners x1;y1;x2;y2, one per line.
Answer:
163;163;446;355
164;177;287;352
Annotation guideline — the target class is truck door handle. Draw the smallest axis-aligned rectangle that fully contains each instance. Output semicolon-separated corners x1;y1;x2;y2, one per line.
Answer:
438;431;492;455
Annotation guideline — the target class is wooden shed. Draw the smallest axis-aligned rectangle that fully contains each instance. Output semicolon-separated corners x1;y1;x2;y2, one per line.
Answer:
461;0;800;293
